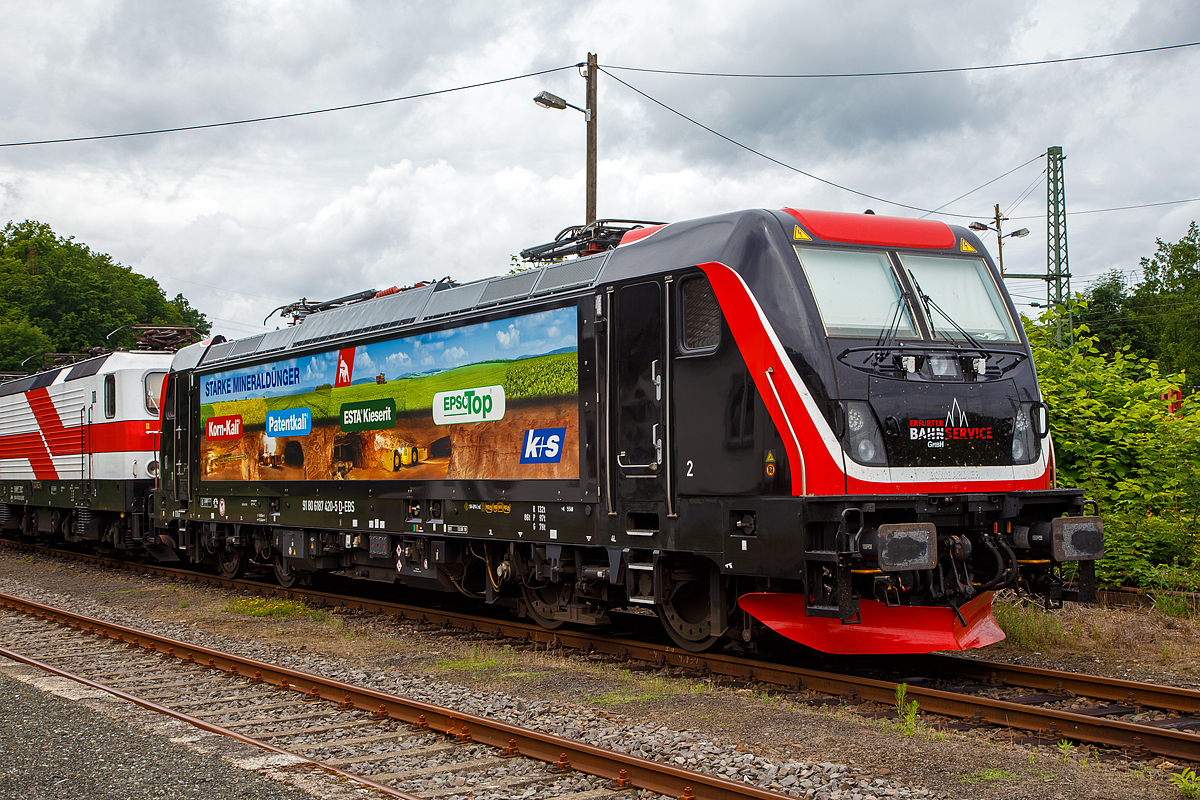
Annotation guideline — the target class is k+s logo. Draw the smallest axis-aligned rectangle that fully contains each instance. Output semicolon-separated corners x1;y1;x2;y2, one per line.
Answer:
521;428;565;464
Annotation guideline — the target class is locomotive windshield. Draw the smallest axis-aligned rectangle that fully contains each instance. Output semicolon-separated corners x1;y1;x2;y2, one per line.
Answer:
145;371;167;415
795;246;1020;344
898;253;1019;343
793;248;918;339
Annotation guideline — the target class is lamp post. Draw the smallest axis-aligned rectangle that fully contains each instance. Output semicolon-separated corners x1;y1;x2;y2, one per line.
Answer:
533;53;597;224
969;204;1029;275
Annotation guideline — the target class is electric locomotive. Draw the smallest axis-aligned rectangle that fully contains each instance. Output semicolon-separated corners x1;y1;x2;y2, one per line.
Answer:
2;207;1104;655
0;350;173;547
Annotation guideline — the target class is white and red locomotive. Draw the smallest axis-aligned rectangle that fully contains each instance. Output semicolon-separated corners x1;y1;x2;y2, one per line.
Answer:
0;351;171;545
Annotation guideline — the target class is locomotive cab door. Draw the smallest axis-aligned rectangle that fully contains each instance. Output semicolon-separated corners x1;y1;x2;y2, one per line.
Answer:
162;372;194;503
609;279;671;530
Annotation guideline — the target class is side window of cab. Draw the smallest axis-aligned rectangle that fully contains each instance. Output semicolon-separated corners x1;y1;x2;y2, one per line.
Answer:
679;275;721;354
103;374;116;419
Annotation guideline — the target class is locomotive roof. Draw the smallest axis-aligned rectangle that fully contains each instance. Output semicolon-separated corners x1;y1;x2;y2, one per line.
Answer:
0;351;174;399
190;207;967;372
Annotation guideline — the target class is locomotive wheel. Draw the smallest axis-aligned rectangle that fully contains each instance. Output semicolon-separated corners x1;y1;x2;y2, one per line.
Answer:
217;547;248;579
273;555;300;588
521;581;569;629
658;568;722;653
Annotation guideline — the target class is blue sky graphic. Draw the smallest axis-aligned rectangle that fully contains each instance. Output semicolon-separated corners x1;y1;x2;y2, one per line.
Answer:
201;307;577;404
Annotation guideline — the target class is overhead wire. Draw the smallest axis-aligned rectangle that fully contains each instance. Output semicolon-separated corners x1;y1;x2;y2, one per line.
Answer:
601;69;1200;221
601;41;1200;79
1012;198;1200;219
0;46;1194;222
0;65;577;148
599;66;987;218
920;155;1044;219
1004;171;1046;218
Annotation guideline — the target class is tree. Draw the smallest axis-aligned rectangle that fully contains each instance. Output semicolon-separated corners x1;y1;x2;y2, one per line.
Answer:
0;313;52;371
0;220;209;365
1079;269;1133;354
1128;221;1200;384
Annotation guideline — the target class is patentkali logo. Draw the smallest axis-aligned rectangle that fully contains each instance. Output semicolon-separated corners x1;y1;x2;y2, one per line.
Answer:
266;407;312;436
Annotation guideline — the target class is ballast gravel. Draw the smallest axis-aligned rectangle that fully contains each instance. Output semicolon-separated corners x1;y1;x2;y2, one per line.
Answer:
0;561;1175;799
0;577;939;800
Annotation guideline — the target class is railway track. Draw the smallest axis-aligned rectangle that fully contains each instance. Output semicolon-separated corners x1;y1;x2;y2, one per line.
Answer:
6;539;1200;764
0;590;799;800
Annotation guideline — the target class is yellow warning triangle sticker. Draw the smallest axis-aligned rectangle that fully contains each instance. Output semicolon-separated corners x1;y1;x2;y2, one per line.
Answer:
765;451;775;463
793;225;812;241
960;238;978;253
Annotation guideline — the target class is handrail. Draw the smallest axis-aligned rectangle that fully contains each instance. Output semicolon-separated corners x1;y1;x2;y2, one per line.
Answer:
764;367;806;496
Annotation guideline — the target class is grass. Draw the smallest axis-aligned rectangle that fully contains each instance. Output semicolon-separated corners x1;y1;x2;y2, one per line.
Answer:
961;768;1020;784
427;644;709;707
223;596;331;623
895;683;920;736
1152;591;1197;619
436;651;504;673
590;674;702;706
1171;766;1200;798
989;593;1200;669
432;646;556;680
992;598;1069;650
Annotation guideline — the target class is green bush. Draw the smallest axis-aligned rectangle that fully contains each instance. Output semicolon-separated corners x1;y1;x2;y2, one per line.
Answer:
1027;302;1200;589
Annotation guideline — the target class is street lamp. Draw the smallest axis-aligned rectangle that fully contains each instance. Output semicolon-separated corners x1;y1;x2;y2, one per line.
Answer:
534;91;587;117
970;204;1029;275
533;53;598;224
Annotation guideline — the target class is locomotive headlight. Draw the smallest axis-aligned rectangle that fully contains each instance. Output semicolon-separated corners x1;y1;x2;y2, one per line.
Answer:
930;357;959;378
840;400;887;467
1011;401;1040;465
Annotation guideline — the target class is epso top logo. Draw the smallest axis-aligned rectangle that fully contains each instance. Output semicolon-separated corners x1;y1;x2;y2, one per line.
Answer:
521;427;566;464
205;414;243;440
266;407;312;437
432;385;506;425
340;398;396;432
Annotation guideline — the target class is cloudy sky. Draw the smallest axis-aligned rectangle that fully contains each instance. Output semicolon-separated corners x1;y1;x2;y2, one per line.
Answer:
1;1;1197;342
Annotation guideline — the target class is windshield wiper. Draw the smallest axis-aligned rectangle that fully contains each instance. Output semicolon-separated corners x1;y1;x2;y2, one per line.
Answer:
906;270;990;357
873;292;913;358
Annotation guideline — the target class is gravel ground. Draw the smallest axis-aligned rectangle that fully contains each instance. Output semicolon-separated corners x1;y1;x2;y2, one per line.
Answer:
0;667;381;800
0;549;1181;800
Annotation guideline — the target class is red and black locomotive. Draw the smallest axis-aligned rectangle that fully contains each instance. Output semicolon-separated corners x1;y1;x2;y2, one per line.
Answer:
1;207;1103;654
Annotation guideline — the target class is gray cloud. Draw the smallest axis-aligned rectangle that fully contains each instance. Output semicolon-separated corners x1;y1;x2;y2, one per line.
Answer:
0;0;1197;338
